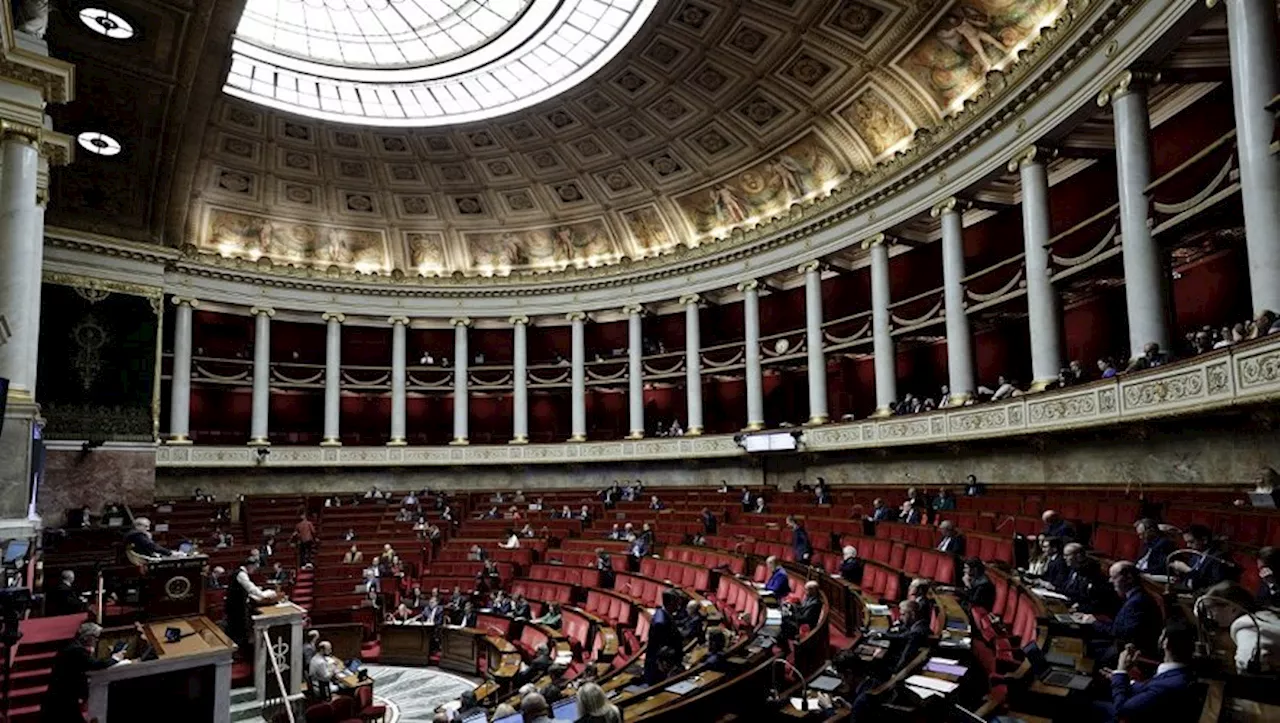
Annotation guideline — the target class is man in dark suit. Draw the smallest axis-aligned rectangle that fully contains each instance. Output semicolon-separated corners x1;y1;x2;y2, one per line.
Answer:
1171;525;1233;592
1090;561;1164;666
679;600;706;642
851;599;933;718
1134;519;1176;576
1040;510;1076;541
41;622;129;723
124;517;172;559
867;498;897;523
1256;547;1278;606
839;545;864;584
782;581;823;642
815;478;832;506
1099;621;1199;723
701;508;718;536
643;589;685;684
518;644;553;686
962;558;996;612
788;516;813;564
1063;543;1119;615
458;601;478;628
937;521;966;556
46;570;86;617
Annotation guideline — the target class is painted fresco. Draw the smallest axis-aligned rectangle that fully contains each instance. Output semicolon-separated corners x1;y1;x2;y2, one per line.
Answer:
461;218;622;274
676;132;845;238
898;0;1066;110
842;86;915;159
204;208;390;271
622;205;681;257
405;232;450;275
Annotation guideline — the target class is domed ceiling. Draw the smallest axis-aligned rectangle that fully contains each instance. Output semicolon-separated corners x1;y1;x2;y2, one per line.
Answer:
47;0;1070;283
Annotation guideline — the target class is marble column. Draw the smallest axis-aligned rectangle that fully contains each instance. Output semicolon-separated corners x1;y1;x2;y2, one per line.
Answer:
800;262;829;425
625;305;645;439
1220;0;1280;313
321;313;344;446
1100;71;1171;358
249;307;274;446
24;192;46;395
388;316;408;446
1010;145;1063;389
738;281;765;431
510;315;529;444
568;312;587;442
865;235;897;416
450;318;470;445
168;297;198;443
0;127;40;400
932;198;976;405
681;294;704;435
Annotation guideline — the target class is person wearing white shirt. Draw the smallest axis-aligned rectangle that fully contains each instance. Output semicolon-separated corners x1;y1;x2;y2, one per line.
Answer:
308;641;343;700
227;558;278;649
500;532;520;549
1199;582;1280;674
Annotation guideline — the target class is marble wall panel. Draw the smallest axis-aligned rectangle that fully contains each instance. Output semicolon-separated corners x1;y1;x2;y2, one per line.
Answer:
38;444;157;523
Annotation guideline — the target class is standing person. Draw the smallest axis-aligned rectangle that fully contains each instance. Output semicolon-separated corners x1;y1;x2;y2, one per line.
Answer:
41;622;130;723
643;589;685;684
787;516;812;564
226;557;279;651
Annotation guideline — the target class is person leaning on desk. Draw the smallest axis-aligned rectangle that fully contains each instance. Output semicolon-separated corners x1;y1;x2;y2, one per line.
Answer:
41;622;133;723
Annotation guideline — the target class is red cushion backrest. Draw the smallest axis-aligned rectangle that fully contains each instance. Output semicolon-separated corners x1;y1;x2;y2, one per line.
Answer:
918;552;938;580
882;572;901;602
889;543;906;570
903;547;922;576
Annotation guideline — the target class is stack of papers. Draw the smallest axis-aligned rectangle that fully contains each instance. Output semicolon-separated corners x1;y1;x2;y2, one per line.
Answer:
1033;589;1070;601
867;604;891;616
905;675;959;699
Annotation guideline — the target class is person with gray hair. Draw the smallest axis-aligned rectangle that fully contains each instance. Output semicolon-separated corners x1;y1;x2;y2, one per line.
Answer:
840;545;863;583
575;682;622;723
124;516;173;559
41;622;130;723
520;692;553;723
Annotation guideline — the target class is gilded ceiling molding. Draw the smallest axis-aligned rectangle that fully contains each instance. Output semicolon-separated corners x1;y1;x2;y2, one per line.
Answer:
42;270;162;299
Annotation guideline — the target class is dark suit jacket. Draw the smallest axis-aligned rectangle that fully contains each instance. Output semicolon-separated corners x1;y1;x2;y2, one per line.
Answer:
42;644;115;720
643;608;684;684
938;534;966;556
1096;589;1163;656
46;582;85;616
839;558;864;584
1064;560;1118;615
792;527;812;562
965;576;996;612
886;619;932;673
871;507;897;523
702;513;718;535
1259;580;1279;608
1109;666;1199;722
124;530;171;557
1180;551;1231;592
1039;555;1070;591
790;594;822;630
1042;520;1076;541
1136;537;1177;575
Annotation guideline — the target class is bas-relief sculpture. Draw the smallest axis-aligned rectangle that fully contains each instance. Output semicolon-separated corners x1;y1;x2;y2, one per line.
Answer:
898;0;1066;110
676;132;845;239
460;219;622;275
204;208;391;272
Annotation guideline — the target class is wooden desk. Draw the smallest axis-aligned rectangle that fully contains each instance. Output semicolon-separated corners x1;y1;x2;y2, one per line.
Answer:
623;671;726;718
1027;636;1093;697
380;623;435;666
440;626;483;675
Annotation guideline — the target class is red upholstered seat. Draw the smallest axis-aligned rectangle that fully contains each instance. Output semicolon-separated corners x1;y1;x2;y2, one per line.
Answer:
355;684;387;722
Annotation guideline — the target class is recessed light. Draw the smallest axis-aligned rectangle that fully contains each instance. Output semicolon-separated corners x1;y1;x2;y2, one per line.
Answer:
79;7;135;40
77;132;122;157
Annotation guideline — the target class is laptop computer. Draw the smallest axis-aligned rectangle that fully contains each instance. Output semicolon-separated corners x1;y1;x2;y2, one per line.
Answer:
492;713;521;723
809;674;842;692
1023;641;1091;690
551;697;578;721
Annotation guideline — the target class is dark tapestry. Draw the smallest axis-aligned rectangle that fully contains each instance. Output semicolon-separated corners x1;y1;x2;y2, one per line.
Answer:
36;284;158;441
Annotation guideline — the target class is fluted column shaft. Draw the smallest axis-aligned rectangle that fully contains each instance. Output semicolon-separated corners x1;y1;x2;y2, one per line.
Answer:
801;263;829;424
569;312;587;442
451;319;470;444
1013;147;1063;387
389;317;408;445
0;133;40;400
682;295;704;434
867;237;897;414
511;316;529;444
934;199;976;404
249;307;274;445
626;306;645;438
168;298;197;442
321;313;344;445
739;282;765;431
1222;0;1280;313
1103;74;1170;357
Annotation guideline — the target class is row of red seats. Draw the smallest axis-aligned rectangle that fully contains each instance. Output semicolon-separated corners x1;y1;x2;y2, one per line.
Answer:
435;546;534;567
424;560;515;581
664;545;747;576
584;588;639;629
1163;506;1280;548
638;557;712;593
509;579;573;606
822;536;959;586
527;563;602;588
710;575;762;630
614;572;666;608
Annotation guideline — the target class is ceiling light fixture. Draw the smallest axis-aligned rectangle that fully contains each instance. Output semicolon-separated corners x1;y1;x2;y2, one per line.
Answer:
78;7;136;40
76;132;122;157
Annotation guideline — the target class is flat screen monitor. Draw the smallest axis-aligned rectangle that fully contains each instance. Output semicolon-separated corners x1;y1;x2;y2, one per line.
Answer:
551;697;578;720
492;714;522;723
742;432;798;453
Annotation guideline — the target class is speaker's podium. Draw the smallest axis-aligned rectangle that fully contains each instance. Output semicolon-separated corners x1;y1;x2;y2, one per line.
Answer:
252;602;307;703
88;616;236;723
133;553;208;618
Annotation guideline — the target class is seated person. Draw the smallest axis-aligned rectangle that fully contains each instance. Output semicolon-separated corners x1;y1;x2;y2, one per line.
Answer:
1197;582;1280;674
517;644;553;687
703;628;730;672
533;601;562;629
1256;546;1278;606
679;600;706;641
866;498;897;523
782;581;823;640
1028;536;1069;591
510;593;532;620
763;556;791;599
499;530;521;550
840;545;864;584
936;521;966;556
908;578;936;625
1134;519;1176;576
457;601;478;628
851;599;932;718
1170;524;1233;592
961;558;996;613
386;603;415;624
46;570;86;616
1085;561;1163;666
701;508;718;535
649;495;664;510
343;545;362;564
1063;543;1118;615
1041;510;1076;541
418;595;445;625
307;641;343;700
124;517;173;559
1096;621;1199;723
596;549;616;588
899;501;925;525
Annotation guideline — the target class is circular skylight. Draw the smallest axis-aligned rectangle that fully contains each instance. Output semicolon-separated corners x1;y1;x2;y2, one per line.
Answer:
78;7;136;39
224;0;659;126
77;132;122;157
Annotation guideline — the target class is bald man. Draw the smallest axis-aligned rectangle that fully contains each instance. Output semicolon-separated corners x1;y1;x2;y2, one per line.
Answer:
1089;561;1163;666
783;581;822;640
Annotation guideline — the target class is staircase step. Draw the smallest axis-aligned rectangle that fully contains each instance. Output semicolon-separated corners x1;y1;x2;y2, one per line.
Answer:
230;686;258;705
9;667;52;682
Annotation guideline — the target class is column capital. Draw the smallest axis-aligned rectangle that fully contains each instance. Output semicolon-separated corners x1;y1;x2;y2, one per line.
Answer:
387;315;409;326
250;306;275;318
508;314;529;326
797;260;823;275
1007;144;1058;172
566;311;587;323
321;312;346;324
171;296;199;308
623;303;644;316
679;293;701;306
860;233;889;250
450;317;472;327
929;196;972;218
736;279;759;293
1096;69;1160;107
0;120;41;146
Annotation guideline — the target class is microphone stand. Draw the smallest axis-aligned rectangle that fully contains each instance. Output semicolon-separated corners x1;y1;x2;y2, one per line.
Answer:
1192;593;1263;674
771;656;811;712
